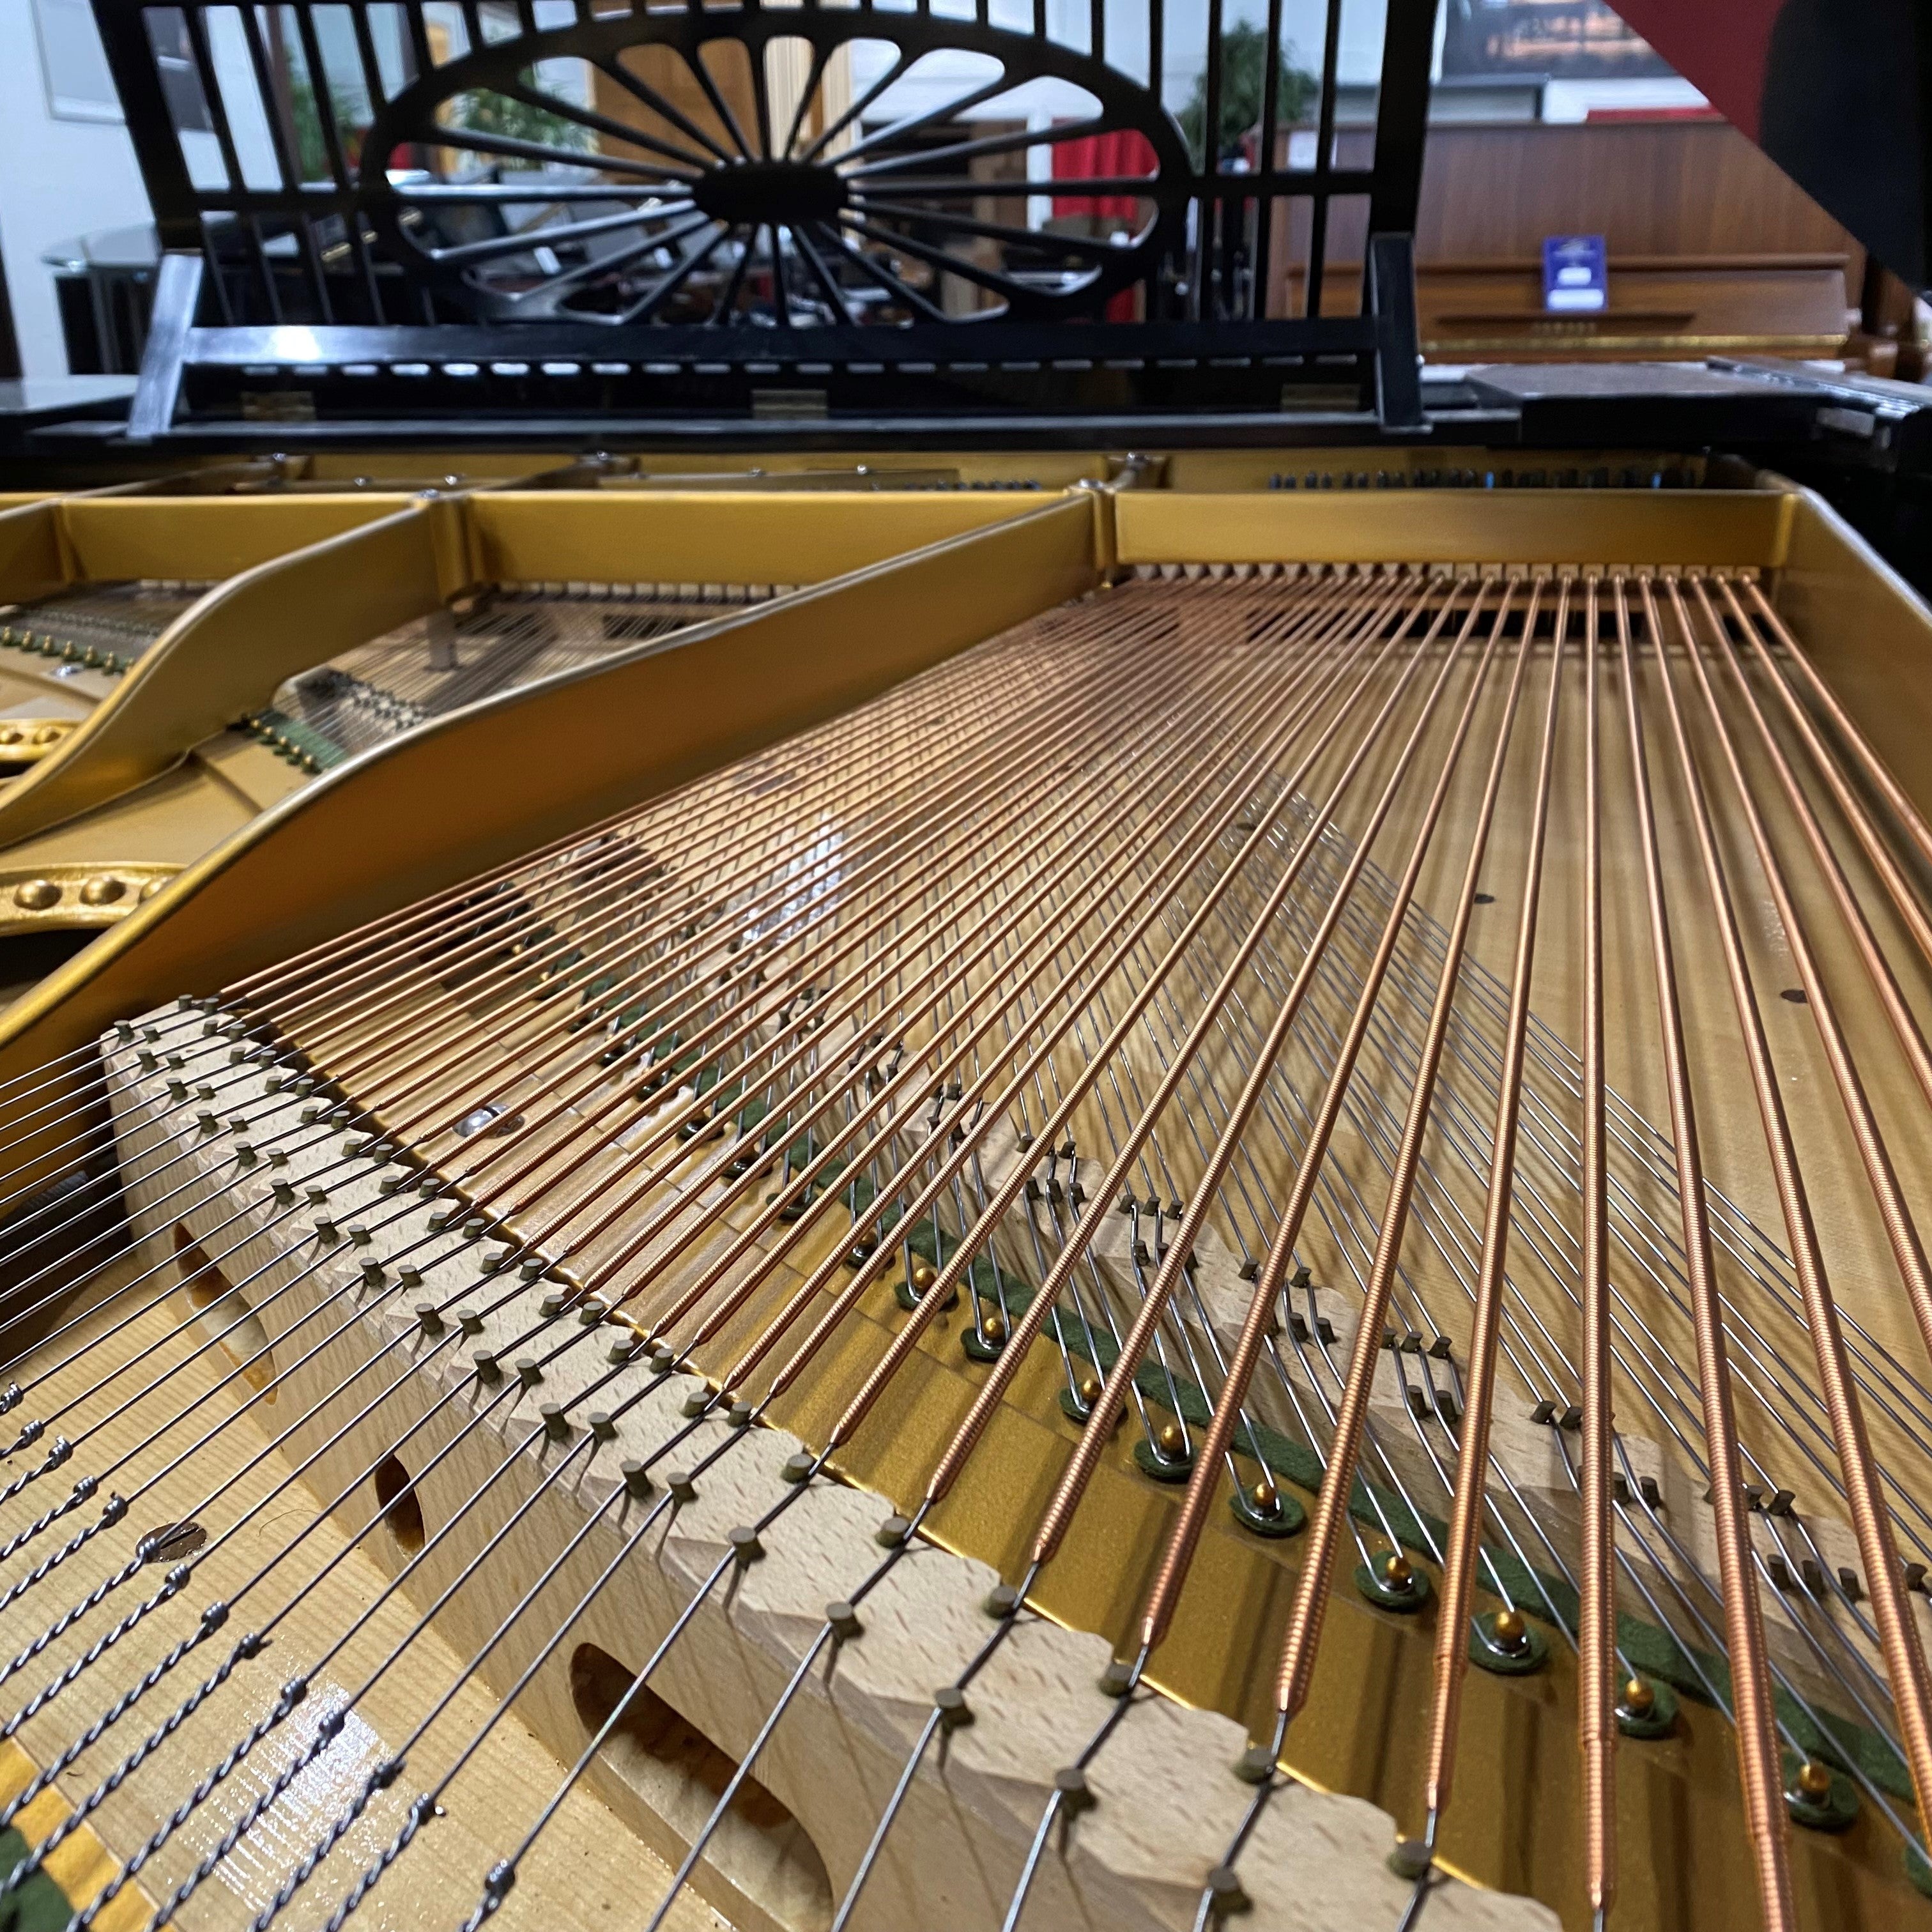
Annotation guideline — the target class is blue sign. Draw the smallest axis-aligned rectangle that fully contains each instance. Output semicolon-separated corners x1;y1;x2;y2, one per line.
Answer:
1543;234;1608;314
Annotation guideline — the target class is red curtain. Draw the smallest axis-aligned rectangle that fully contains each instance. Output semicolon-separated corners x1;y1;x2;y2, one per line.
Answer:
1050;128;1158;221
1050;129;1156;319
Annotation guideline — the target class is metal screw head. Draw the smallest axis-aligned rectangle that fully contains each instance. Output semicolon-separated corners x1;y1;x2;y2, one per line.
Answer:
141;1520;208;1565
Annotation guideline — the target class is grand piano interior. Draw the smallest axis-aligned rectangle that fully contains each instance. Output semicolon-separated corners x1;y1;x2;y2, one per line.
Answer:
0;5;1928;1932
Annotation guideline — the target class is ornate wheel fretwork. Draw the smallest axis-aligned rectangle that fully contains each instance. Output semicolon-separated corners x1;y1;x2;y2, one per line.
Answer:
361;12;1188;326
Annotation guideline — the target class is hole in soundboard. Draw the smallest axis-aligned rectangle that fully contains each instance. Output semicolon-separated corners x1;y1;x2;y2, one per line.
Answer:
372;1452;425;1552
172;1223;277;1402
569;1641;832;1932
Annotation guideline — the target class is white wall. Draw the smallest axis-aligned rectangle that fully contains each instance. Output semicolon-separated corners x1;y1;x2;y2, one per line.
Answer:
0;0;153;377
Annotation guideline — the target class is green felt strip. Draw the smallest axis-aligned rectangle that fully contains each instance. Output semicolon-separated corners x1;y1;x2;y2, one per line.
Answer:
932;1254;1914;1800
0;1825;86;1932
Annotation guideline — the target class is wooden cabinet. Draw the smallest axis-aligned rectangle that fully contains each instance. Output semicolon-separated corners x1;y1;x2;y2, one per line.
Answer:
1264;117;1864;360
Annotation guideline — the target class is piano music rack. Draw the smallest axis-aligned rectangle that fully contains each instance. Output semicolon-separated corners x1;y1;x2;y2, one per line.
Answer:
91;0;1437;438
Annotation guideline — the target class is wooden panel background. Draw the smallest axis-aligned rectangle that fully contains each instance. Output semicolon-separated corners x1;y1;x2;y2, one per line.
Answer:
1414;119;1863;270
1266;118;1864;357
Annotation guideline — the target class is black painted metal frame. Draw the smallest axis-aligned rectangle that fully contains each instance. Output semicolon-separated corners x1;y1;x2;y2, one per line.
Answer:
95;0;1438;436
